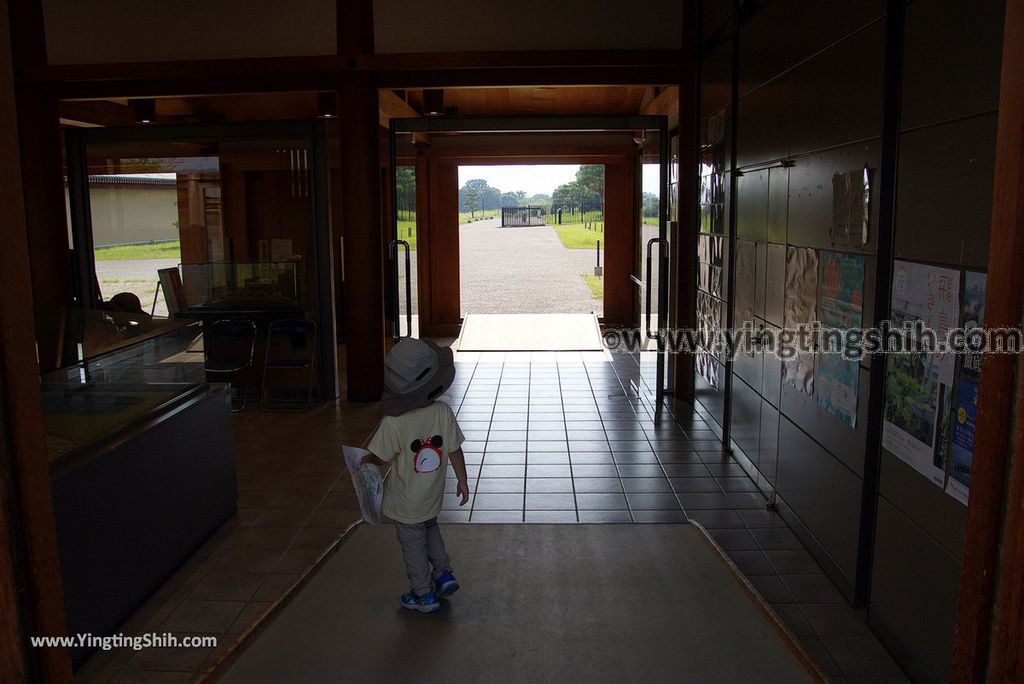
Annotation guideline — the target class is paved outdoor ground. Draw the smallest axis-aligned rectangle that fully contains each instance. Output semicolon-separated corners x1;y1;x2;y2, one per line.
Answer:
95;258;178;316
457;217;601;315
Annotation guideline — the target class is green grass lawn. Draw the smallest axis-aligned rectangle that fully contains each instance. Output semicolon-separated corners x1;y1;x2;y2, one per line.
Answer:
552;222;606;250
582;274;604;299
458;209;499;224
94;240;182;261
643;216;660;226
396;219;417;250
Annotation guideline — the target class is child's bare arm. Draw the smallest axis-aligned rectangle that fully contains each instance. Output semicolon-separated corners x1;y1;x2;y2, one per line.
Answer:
448;448;470;506
361;451;387;467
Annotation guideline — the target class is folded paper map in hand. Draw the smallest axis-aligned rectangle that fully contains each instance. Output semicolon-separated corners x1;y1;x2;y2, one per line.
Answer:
343;446;385;526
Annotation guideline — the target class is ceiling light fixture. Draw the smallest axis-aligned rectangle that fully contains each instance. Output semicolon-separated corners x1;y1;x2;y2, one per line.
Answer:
131;99;157;124
423;89;445;117
317;92;339;119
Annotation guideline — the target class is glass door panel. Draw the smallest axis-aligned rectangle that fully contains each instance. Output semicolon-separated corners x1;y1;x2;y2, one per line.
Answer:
632;126;669;415
66;122;337;398
391;131;418;338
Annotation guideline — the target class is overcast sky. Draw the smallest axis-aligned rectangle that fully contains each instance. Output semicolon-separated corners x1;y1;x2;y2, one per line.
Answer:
458;163;662;196
458;165;579;196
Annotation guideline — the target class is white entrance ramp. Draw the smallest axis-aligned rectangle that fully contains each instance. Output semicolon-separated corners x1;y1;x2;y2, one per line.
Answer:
458;313;603;351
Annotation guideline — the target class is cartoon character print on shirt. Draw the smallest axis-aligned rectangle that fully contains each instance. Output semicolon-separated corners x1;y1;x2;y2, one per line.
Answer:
410;435;444;473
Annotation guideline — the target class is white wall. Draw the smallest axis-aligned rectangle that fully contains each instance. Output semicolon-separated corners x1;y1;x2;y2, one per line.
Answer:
89;186;180;247
43;0;337;64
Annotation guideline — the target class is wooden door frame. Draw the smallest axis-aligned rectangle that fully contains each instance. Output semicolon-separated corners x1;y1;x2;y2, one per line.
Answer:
390;117;668;340
0;0;72;676
409;143;641;337
952;0;1024;679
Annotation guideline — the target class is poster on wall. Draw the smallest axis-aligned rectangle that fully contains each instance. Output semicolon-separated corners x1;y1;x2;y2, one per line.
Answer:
882;261;961;487
814;251;865;428
947;271;987;505
830;166;871;248
783;247;818;396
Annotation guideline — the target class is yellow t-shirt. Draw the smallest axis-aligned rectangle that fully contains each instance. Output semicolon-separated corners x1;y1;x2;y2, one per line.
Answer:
366;401;465;524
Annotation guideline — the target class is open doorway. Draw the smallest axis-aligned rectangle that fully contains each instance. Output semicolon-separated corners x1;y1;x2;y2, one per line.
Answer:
389;117;668;384
457;164;605;319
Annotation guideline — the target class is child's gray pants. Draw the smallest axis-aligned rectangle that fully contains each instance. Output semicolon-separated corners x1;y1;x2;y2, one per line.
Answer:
394;517;451;596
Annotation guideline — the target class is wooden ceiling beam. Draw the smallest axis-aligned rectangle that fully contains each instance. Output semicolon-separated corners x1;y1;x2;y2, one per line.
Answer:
378;89;419;127
58;99;176;127
17;50;682;100
642;85;679;117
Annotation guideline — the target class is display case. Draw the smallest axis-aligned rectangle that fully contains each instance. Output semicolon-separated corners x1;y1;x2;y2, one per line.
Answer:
42;309;237;667
178;260;304;316
40;310;208;463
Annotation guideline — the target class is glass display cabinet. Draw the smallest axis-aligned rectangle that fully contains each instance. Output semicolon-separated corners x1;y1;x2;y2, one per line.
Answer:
42;308;237;666
41;310;208;463
177;260;304;316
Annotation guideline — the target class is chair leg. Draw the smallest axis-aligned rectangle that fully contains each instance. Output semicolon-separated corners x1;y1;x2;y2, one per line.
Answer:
305;355;316;411
228;380;244;413
260;364;271;411
235;370;252;412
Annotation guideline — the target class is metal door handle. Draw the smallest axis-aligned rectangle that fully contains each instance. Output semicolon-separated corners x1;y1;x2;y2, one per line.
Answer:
389;240;413;339
645;237;668;338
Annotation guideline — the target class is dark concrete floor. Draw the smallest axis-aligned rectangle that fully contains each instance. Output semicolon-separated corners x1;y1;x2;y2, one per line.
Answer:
220;523;815;683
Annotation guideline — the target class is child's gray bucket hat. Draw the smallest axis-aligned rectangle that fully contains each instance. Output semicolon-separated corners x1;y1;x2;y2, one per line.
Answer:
380;338;456;416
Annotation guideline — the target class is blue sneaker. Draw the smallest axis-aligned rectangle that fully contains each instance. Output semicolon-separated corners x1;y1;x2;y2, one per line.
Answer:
435;570;460;597
400;591;441;613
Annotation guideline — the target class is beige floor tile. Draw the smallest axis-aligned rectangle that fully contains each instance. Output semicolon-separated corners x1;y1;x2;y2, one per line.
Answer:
289;527;343;552
251;508;314;528
123;635;214;673
274;548;324;574
214;547;285;574
230;526;301;550
189;571;267;602
161;600;245;633
226;601;275;634
109;671;193;684
252;574;302;602
306;508;360;528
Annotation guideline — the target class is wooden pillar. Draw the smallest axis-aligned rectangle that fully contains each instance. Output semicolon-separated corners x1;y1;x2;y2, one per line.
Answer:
0;0;72;679
338;80;386;400
17;89;73;312
952;0;1024;679
337;0;385;400
11;0;72;337
424;160;461;335
16;91;72;319
673;0;699;402
602;161;637;328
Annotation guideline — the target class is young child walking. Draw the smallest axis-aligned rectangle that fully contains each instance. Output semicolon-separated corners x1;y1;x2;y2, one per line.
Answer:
363;338;470;613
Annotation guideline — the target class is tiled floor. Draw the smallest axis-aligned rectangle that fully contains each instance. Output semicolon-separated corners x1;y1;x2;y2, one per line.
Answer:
76;347;906;683
437;351;721;524
436;350;908;683
75;400;381;683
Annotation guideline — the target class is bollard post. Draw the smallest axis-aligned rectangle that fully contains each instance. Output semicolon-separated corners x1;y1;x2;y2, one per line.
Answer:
594;240;603;277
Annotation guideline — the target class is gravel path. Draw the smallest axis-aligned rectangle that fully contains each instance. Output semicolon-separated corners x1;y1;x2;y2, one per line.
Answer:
457;218;601;315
